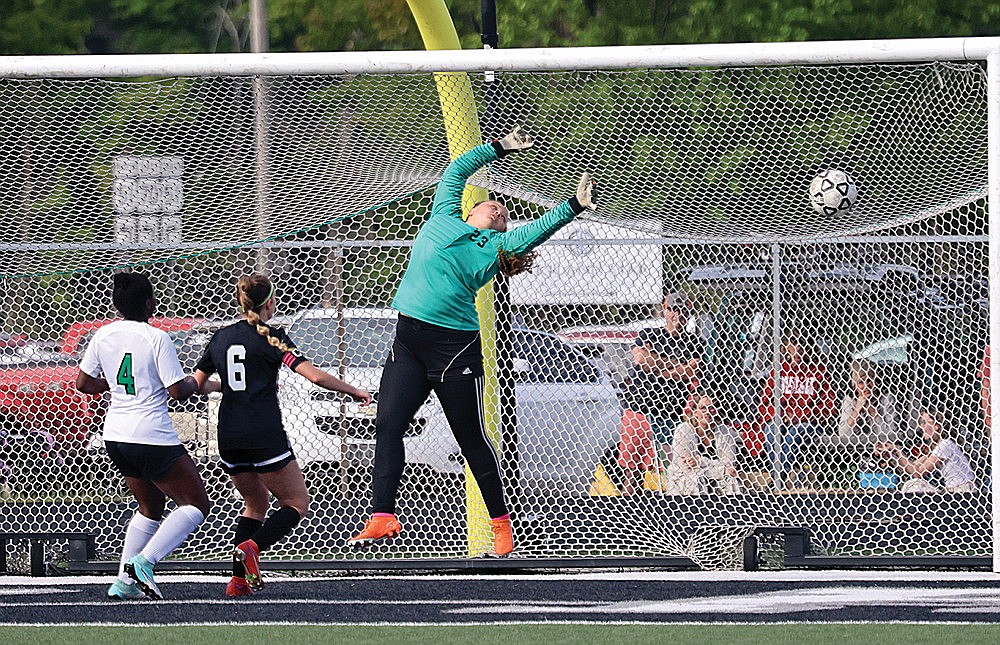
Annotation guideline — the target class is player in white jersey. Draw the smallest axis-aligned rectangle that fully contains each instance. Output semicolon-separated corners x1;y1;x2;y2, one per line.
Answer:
76;272;209;600
876;407;976;493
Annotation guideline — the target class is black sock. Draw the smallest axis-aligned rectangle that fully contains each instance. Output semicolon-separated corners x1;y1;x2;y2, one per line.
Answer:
232;516;263;578
251;506;302;552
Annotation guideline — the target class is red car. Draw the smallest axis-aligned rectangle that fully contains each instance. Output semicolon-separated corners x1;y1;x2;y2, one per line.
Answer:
0;317;202;458
0;354;93;460
59;317;202;356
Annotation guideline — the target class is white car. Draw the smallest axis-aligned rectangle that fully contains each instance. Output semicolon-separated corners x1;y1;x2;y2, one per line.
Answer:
278;308;622;490
558;315;712;386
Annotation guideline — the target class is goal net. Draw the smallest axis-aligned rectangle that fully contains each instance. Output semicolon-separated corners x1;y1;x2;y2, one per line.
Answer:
0;41;995;572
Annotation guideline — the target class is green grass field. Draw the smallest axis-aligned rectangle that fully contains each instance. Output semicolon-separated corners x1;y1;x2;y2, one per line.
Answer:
2;624;999;645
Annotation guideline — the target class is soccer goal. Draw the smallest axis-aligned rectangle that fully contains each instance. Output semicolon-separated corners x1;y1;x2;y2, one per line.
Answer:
0;37;997;573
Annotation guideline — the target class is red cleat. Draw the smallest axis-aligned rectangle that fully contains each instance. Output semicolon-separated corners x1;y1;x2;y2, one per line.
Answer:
225;576;254;597
490;517;514;556
234;540;263;591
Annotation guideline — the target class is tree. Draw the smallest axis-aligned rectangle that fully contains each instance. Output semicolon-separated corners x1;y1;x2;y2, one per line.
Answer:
99;0;275;53
268;0;422;51
1;0;997;56
0;0;94;54
273;0;999;52
672;0;1000;43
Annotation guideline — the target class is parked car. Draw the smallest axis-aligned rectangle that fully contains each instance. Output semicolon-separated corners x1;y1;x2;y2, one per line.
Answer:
558;314;711;392
557;319;653;386
0;352;92;460
0;316;205;458
272;308;622;491
59;316;202;356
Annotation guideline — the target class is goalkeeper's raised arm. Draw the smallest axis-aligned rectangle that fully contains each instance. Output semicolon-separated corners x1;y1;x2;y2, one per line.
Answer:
392;126;598;331
496;171;598;259
430;126;534;221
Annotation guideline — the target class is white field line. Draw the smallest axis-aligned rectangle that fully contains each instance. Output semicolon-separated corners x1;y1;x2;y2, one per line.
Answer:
0;598;570;607
0;620;997;627
2;570;998;586
2;586;999;616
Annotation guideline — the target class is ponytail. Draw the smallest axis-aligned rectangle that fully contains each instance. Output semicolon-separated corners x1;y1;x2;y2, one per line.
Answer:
236;274;297;356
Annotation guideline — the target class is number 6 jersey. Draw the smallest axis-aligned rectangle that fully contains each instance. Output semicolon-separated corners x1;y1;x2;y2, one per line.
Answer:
195;321;307;451
79;320;188;446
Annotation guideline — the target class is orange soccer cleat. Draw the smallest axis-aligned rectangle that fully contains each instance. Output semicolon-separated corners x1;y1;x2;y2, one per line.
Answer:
347;515;402;547
490;517;514;556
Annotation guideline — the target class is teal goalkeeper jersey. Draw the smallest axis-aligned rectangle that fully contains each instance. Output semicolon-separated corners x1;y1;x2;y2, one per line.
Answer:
392;143;579;331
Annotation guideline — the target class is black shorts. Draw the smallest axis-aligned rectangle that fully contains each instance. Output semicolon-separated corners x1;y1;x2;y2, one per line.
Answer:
395;314;483;382
105;440;188;481
218;445;296;475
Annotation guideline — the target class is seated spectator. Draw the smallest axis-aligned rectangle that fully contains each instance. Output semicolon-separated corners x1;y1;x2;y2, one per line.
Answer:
760;332;838;490
837;360;901;442
616;292;704;494
665;391;741;495
875;407;975;494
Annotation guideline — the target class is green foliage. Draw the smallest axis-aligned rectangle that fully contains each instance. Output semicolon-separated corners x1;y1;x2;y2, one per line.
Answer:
107;0;217;54
269;0;425;52
0;0;94;54
2;0;997;55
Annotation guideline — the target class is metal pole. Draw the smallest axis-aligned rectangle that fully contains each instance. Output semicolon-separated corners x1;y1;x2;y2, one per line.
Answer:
771;243;784;492
250;0;269;54
986;47;1000;574
482;0;498;50
250;0;270;272
9;37;1000;78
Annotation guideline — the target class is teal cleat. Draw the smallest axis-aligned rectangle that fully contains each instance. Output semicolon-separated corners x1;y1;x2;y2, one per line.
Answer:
124;554;162;600
107;578;145;600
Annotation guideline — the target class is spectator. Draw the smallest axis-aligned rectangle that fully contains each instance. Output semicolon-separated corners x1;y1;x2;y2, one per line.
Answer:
838;360;901;442
876;407;975;494
616;292;704;494
664;390;742;495
760;332;838;490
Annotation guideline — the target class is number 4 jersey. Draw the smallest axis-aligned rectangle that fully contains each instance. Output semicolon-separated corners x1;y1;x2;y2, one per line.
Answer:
79;320;188;446
195;321;307;451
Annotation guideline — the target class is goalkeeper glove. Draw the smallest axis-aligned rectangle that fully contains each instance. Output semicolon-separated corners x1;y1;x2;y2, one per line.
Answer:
569;172;599;213
491;126;534;157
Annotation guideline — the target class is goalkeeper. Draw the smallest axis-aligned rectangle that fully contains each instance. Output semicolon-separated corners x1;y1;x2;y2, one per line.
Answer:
348;127;598;556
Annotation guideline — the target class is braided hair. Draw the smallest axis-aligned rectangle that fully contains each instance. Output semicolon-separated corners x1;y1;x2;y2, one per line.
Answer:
236;274;297;356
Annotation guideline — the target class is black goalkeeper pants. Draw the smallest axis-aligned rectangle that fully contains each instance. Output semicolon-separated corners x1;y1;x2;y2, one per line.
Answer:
371;314;508;518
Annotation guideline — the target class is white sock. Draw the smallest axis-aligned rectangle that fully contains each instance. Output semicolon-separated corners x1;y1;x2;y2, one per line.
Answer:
118;512;160;584
140;505;205;565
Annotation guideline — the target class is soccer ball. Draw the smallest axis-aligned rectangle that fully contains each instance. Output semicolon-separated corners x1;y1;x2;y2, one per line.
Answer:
809;169;858;216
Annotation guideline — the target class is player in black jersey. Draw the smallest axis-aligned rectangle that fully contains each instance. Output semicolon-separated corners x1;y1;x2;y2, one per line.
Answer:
193;274;371;596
